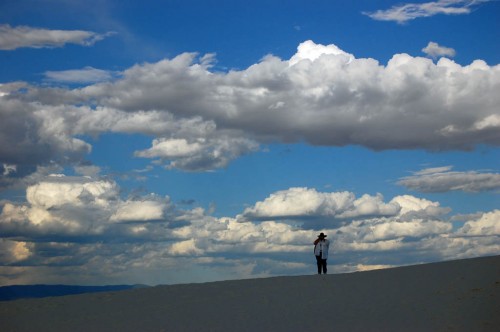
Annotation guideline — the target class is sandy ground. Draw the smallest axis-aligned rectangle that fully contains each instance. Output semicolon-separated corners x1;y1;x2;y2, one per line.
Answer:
0;255;499;332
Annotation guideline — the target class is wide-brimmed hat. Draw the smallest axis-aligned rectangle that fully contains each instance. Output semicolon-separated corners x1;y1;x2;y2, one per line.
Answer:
318;232;327;238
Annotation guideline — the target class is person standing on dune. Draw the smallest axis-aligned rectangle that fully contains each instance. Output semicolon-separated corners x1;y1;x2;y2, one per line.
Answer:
314;232;330;274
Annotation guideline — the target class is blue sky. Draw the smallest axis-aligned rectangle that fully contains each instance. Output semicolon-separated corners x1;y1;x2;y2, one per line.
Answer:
0;0;499;286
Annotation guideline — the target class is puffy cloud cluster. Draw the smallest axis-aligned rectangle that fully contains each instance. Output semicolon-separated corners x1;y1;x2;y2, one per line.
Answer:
363;0;493;24
1;178;498;285
458;210;500;236
239;187;401;222
239;188;455;226
0;24;114;50
1;40;499;176
398;166;500;192
26;175;117;210
0;175;174;240
289;40;354;66
87;41;499;151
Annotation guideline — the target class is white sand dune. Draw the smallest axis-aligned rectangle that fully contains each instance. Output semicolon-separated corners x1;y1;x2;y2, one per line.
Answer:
1;255;499;332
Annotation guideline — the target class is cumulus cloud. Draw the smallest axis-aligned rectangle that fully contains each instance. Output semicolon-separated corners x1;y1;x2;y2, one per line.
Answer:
288;40;354;66
363;0;492;24
335;216;452;244
1;178;498;284
81;40;500;150
0;97;91;184
398;166;500;192
390;194;451;217
0;24;114;50
26;175;118;209
458;210;500;236
1;40;499;177
0;90;258;173
422;41;456;58
239;187;401;222
169;239;205;256
0;175;122;237
0;174;174;240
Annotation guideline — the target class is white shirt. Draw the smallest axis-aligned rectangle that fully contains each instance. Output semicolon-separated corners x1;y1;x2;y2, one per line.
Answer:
314;239;329;259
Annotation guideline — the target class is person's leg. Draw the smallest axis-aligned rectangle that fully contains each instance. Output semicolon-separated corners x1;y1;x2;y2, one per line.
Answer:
315;256;322;274
322;259;327;274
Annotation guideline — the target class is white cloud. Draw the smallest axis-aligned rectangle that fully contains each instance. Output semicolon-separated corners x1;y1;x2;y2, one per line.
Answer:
458;210;500;236
0;175;173;238
1;177;498;285
363;0;492;24
398;166;500;192
110;200;166;222
372;219;452;241
1;40;499;176
74;165;101;177
473;114;500;130
0;24;114;50
390;195;450;217
44;67;115;84
340;194;402;219
82;41;500;151
422;41;456;58
240;187;401;222
169;239;204;256
136;138;204;159
335;216;452;244
26;175;117;209
135;135;259;171
288;40;354;66
0;93;258;173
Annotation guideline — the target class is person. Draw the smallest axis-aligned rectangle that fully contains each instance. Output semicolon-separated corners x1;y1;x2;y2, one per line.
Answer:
314;232;329;274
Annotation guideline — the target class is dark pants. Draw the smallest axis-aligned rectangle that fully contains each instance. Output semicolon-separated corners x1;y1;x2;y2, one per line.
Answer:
316;255;327;274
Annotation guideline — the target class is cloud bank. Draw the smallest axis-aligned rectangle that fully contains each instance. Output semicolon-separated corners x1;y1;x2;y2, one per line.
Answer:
1;40;499;175
0;175;498;285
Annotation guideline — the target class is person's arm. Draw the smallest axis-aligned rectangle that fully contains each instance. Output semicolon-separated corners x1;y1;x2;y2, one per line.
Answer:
314;239;320;245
